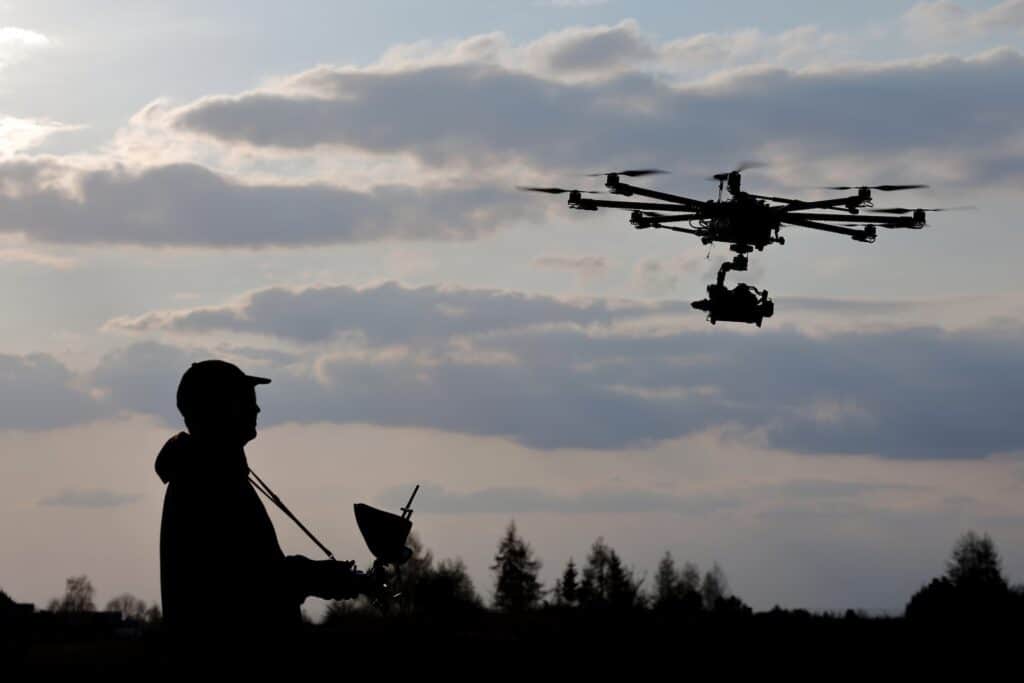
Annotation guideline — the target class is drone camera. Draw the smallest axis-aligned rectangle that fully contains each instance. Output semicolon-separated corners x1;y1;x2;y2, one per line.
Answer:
858;187;871;201
630;210;649;229
912;209;926;226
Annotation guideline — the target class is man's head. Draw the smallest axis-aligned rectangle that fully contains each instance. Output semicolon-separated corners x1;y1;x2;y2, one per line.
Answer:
176;360;271;445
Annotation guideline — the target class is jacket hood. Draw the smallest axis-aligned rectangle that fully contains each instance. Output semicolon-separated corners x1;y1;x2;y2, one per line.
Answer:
155;432;193;484
155;431;250;484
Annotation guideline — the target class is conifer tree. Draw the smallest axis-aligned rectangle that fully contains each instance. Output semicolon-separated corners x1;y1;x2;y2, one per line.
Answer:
578;537;642;610
701;563;729;611
653;551;680;609
946;531;1006;589
491;521;543;612
553;558;579;607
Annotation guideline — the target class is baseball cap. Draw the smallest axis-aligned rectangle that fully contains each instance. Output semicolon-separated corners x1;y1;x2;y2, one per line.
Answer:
176;359;271;420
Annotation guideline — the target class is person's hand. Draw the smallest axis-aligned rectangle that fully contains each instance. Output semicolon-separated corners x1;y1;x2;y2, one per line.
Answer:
308;559;363;601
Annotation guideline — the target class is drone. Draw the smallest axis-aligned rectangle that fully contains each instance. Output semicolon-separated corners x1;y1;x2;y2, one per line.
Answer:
520;165;963;326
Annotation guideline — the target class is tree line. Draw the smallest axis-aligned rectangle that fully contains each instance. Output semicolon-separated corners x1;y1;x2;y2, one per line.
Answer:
15;525;1024;625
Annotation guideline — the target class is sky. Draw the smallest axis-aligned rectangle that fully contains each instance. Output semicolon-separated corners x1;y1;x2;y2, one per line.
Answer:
1;0;1024;618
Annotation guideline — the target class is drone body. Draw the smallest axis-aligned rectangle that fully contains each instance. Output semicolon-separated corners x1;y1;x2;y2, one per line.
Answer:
521;167;951;326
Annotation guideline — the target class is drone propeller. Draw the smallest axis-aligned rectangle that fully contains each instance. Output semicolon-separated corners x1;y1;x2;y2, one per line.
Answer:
708;161;767;181
586;169;668;178
822;184;929;192
516;186;604;195
871;205;975;214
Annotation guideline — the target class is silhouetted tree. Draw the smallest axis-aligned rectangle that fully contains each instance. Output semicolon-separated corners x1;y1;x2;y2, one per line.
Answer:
680;562;701;593
552;558;579;607
47;575;95;612
701;563;729;611
578;537;643;611
105;593;148;621
946;531;1006;590
491;521;543;612
424;558;481;612
392;534;482;615
652;552;703;614
906;530;1013;623
653;551;679;606
906;576;956;621
144;603;162;624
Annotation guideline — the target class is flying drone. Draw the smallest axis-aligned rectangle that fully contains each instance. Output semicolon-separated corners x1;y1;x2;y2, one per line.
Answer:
520;166;963;326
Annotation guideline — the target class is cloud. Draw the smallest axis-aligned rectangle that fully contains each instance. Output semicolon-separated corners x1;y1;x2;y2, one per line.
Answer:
105;281;680;343
904;1;1024;39
0;353;104;430
533;254;608;279
0;246;75;269
7;302;1024;459
0;159;537;246
98;283;1024;458
524;19;657;77
0;116;77;157
661;25;842;72
39;489;140;508
168;47;1024;188
0;26;48;69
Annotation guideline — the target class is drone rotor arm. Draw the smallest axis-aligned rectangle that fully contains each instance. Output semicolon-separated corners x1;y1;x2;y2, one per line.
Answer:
747;193;803;204
639;213;700;223
650;223;704;236
608;181;705;210
785;212;915;227
781;215;873;240
574;198;695;212
773;195;866;213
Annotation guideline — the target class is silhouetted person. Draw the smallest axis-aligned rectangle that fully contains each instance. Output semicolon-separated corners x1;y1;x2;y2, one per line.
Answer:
156;360;367;661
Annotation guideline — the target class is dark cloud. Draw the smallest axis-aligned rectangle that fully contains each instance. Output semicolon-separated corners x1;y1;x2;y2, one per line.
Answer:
0;353;103;430
39;489;141;508
89;341;196;426
171;49;1024;186
0;160;534;246
97;283;1024;458
109;281;683;344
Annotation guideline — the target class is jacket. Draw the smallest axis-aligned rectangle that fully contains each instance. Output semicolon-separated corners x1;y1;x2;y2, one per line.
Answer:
156;431;308;637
